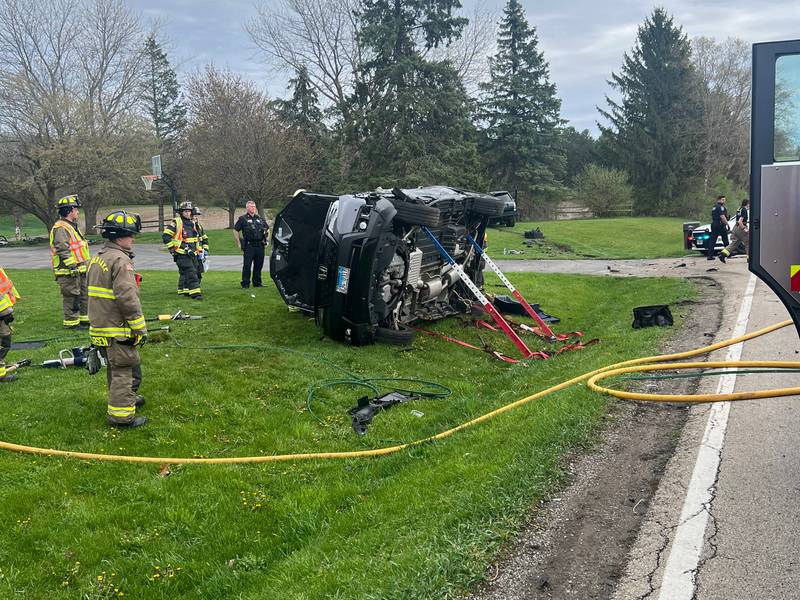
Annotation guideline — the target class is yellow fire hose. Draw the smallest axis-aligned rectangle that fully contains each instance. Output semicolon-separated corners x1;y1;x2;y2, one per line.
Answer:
0;319;794;465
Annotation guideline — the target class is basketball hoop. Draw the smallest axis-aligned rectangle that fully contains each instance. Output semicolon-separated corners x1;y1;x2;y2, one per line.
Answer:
141;175;160;191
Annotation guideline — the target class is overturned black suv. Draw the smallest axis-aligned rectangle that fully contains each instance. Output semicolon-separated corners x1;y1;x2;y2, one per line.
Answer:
270;186;506;345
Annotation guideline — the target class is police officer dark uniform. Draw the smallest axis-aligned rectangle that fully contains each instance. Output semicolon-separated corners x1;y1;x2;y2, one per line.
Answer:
88;211;147;428
706;195;730;260
233;200;268;288
163;201;203;299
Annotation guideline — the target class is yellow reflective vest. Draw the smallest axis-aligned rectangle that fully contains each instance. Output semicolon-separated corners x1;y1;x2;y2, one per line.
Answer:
49;218;90;276
0;267;20;313
163;217;199;255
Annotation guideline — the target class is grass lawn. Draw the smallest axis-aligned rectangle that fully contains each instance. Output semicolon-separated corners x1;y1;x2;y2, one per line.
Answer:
0;213;48;239
0;268;694;599
487;217;695;260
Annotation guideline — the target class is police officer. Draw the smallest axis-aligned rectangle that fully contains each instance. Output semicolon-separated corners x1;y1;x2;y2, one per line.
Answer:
718;198;749;263
0;266;20;382
233;200;268;288
88;211;148;428
49;195;91;327
192;206;209;284
706;195;730;260
163;201;203;299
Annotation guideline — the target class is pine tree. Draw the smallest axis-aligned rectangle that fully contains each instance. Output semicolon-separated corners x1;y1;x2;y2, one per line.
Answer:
347;0;480;188
599;8;704;215
143;35;187;147
561;126;598;184
278;65;325;137
479;0;564;196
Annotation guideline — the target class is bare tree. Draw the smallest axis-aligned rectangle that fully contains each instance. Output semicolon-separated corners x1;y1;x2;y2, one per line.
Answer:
427;6;496;97
184;66;313;227
247;0;362;119
692;37;751;191
0;0;148;229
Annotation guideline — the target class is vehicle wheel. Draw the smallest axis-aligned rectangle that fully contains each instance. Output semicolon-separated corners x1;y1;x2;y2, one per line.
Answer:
374;325;415;346
470;196;506;217
389;199;441;227
506;217;516;227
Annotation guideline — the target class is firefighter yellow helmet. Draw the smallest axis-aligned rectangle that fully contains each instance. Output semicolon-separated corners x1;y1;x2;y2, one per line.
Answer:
56;194;81;209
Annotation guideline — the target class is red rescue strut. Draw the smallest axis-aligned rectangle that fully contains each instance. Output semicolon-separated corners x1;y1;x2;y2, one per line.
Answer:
421;226;534;359
466;233;557;339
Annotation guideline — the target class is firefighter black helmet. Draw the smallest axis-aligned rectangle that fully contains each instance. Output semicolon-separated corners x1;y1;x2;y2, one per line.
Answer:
97;210;142;239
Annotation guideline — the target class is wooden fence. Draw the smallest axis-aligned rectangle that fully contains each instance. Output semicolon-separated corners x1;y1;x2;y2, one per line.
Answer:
552;201;633;220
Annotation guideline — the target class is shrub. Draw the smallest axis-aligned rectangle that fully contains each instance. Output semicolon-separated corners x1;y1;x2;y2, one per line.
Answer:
571;164;633;217
671;175;748;220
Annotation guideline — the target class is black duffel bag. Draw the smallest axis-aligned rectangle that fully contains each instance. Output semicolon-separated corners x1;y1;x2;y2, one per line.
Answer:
632;305;673;329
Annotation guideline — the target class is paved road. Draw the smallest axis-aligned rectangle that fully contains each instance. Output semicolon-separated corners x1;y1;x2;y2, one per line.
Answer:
613;258;800;600
0;243;719;277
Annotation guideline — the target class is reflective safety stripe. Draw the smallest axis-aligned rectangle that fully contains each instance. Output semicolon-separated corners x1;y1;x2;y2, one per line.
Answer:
88;285;116;300
187;288;201;295
63;319;80;327
107;405;135;418
50;221;90;273
0;296;14;312
78;315;89;323
89;326;132;338
0;365;6;377
127;316;146;330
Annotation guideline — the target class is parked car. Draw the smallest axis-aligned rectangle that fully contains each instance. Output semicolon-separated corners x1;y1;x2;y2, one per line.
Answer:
488;191;517;227
686;223;746;255
270;186;506;346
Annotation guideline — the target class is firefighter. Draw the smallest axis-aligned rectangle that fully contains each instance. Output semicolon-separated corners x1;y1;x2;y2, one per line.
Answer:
163;201;203;299
0;266;20;382
49;194;91;328
192;206;209;284
88;210;148;428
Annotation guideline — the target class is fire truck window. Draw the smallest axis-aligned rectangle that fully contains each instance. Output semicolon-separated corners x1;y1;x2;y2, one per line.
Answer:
775;55;800;162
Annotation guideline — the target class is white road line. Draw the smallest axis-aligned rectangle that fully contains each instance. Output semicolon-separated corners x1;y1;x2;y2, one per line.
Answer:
657;273;758;600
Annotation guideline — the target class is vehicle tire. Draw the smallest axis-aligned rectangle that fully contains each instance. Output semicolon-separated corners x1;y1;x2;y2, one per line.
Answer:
374;325;415;346
389;199;441;227
506;217;516;227
470;196;506;217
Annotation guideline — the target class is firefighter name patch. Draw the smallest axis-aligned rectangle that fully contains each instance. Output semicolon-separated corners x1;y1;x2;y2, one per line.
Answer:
791;265;800;292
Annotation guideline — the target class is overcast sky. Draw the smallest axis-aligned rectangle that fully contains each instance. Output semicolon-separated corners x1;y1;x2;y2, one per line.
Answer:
131;0;800;134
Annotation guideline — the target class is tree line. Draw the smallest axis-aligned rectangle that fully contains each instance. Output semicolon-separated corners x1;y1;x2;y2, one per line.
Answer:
0;0;751;230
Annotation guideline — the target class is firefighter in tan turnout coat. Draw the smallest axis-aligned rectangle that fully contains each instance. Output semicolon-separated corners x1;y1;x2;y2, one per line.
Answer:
88;211;148;428
49;194;91;328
